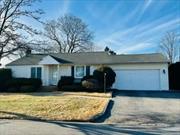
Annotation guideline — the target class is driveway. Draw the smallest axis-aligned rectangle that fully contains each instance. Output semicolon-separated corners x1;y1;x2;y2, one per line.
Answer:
103;90;180;129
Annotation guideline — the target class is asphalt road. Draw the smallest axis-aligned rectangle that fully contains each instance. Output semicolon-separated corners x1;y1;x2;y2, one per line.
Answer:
0;120;180;135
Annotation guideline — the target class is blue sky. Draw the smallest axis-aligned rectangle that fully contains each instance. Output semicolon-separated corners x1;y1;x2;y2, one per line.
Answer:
30;0;180;53
1;0;180;65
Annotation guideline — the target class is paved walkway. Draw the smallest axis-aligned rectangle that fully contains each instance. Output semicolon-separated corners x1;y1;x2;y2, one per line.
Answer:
0;120;180;135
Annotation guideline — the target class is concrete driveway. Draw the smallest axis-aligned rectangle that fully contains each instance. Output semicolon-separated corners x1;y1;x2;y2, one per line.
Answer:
102;90;180;129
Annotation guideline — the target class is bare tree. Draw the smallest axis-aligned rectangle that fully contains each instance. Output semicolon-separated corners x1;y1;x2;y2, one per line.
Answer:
160;32;179;64
0;0;43;62
42;14;94;53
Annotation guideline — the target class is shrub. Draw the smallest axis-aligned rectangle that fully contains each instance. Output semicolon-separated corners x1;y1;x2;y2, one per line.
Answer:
82;79;99;89
57;76;74;88
6;78;42;92
169;62;180;90
60;84;104;92
0;68;12;80
60;84;85;92
93;66;116;88
81;75;94;82
0;69;12;91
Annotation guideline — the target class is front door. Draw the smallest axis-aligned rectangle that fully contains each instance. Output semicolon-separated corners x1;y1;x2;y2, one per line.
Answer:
49;65;58;85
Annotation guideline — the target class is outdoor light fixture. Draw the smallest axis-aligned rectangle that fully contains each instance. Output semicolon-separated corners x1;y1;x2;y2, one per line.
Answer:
163;69;166;74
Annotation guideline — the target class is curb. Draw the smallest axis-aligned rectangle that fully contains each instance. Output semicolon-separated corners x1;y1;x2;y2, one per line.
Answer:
89;99;111;122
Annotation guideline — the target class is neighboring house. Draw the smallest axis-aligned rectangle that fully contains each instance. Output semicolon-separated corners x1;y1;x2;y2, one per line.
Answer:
6;52;169;91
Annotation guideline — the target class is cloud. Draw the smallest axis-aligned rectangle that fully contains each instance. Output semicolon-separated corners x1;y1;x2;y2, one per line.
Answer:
59;0;71;15
117;42;153;54
143;0;153;12
96;14;179;54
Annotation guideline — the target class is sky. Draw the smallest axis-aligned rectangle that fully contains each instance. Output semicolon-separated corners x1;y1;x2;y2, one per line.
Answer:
1;0;180;65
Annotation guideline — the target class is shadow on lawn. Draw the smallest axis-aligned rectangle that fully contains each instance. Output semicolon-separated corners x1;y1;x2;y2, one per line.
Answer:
112;89;180;99
0;111;42;121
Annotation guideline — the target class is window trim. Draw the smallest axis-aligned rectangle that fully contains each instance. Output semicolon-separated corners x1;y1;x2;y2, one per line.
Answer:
74;65;86;78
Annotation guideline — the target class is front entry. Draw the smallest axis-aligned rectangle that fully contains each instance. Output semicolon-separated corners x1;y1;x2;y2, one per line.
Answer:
49;65;58;85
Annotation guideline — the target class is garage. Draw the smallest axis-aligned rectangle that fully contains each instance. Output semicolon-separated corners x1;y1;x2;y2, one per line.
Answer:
114;69;161;90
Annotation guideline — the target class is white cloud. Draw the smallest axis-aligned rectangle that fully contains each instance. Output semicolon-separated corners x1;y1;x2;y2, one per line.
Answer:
143;0;153;12
59;0;71;15
95;12;180;55
117;43;153;54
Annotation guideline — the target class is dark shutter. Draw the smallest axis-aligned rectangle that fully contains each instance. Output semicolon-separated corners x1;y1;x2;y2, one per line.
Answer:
86;66;90;76
37;67;42;79
31;67;36;78
71;66;74;77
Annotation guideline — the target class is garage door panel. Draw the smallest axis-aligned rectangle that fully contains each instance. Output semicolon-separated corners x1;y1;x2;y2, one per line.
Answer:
114;69;160;90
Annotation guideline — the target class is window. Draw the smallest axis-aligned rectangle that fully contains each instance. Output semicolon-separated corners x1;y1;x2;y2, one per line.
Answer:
75;66;85;78
31;67;42;79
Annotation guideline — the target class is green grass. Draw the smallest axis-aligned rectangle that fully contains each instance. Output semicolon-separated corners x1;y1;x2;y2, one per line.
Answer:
0;93;109;121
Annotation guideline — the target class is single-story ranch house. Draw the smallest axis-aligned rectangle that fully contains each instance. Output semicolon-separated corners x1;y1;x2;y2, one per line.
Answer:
6;52;169;91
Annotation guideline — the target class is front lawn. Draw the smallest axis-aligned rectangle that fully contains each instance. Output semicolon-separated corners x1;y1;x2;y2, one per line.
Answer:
0;92;109;121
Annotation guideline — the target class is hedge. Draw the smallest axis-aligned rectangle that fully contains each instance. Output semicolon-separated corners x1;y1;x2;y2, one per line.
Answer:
58;76;74;89
0;68;12;91
6;78;42;92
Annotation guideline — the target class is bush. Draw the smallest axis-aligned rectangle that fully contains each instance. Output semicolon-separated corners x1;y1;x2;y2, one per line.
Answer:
82;79;99;89
6;78;42;92
60;84;85;92
58;76;74;88
81;75;94;82
93;66;116;88
60;84;104;92
0;68;12;80
0;69;12;91
169;62;180;90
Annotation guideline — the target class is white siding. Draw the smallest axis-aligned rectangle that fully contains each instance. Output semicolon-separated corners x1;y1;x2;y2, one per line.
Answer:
39;55;59;65
6;65;45;85
59;66;71;77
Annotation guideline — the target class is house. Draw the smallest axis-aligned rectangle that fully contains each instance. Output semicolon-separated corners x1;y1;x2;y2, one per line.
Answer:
6;52;169;91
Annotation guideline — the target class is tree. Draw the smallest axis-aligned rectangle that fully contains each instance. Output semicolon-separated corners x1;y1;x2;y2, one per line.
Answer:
42;14;94;53
104;46;116;55
93;66;116;88
160;32;179;64
0;0;43;62
104;46;110;52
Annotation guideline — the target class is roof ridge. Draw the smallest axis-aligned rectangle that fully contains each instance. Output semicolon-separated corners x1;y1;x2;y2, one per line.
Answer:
116;53;162;56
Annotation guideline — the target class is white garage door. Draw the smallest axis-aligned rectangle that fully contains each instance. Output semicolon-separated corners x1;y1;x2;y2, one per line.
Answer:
113;69;160;90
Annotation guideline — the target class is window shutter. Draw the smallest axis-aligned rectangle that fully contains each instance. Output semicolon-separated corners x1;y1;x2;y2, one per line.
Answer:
71;66;74;77
86;66;90;76
37;67;42;79
31;68;36;78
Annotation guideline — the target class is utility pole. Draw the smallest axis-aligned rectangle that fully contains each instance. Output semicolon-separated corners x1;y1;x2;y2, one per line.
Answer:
104;73;106;93
179;47;180;62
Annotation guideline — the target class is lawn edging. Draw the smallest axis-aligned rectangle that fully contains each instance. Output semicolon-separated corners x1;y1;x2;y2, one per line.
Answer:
89;98;111;122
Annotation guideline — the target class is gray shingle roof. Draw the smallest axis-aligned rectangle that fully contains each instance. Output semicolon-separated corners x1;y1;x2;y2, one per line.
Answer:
6;52;169;66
